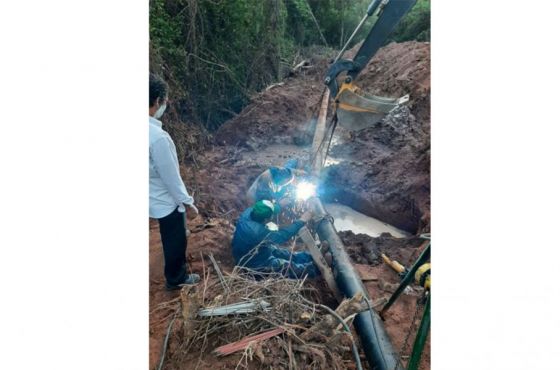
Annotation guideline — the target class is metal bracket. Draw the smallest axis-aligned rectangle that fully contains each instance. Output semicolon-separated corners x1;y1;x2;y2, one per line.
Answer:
324;59;360;97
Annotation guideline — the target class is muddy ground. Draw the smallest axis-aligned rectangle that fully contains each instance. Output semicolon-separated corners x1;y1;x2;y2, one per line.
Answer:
150;41;430;370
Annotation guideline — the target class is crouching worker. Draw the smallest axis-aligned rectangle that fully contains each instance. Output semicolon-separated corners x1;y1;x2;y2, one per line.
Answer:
246;160;306;208
232;200;319;278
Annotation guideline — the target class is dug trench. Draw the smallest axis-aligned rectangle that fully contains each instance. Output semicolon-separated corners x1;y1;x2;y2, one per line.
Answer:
150;41;430;370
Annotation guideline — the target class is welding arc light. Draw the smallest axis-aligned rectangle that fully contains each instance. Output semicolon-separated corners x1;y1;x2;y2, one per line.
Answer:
296;181;316;200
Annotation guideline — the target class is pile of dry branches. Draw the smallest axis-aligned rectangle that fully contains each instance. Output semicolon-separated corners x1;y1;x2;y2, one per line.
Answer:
159;259;368;370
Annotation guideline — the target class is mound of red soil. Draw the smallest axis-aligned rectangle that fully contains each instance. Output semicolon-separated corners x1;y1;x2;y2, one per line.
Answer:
322;41;430;233
215;41;430;147
348;41;431;126
323;103;430;233
214;58;330;148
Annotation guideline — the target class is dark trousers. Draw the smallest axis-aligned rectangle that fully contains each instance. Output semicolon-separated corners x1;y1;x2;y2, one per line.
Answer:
158;208;188;285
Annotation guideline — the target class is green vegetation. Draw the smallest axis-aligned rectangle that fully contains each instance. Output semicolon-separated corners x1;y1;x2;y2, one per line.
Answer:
150;0;430;131
388;0;430;43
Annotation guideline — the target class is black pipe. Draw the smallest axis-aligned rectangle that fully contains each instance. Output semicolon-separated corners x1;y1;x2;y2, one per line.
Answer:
310;198;404;370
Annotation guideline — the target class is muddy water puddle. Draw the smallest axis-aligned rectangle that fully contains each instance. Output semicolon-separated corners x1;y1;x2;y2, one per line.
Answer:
238;142;349;168
324;203;409;238
241;144;309;167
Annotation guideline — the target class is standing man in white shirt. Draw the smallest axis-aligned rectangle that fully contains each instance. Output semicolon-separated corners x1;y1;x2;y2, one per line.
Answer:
149;73;200;290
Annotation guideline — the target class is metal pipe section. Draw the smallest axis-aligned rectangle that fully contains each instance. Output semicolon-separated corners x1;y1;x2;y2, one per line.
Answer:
309;197;404;370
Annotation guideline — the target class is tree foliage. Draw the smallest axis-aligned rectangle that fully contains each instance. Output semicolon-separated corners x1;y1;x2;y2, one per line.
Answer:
387;0;430;43
150;0;430;131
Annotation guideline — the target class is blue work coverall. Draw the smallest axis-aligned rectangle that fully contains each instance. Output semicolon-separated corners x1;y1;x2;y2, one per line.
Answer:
232;208;319;278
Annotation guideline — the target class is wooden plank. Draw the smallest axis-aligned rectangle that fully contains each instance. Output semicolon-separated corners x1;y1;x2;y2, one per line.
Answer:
310;90;330;176
298;226;342;301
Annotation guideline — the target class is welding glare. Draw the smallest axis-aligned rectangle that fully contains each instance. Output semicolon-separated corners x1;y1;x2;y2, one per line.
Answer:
296;181;316;201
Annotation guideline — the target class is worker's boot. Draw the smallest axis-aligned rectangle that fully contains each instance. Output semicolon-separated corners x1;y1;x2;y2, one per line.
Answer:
165;273;200;291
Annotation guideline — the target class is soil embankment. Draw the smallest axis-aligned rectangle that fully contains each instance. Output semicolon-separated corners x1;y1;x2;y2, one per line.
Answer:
324;42;430;233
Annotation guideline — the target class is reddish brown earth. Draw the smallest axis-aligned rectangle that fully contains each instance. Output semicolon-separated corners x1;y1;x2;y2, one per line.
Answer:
149;216;236;370
321;41;430;233
322;103;430;233
215;58;330;149
150;41;430;370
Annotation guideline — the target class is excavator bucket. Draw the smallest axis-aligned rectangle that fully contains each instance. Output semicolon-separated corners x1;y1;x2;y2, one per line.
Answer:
335;83;409;131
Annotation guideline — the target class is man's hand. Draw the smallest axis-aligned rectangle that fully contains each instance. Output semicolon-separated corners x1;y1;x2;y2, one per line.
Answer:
299;210;313;223
279;197;292;208
186;204;199;220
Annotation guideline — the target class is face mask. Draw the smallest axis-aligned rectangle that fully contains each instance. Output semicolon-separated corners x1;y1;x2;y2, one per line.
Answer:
154;103;167;119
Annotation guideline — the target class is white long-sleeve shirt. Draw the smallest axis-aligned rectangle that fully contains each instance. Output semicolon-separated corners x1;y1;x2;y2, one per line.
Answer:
149;116;194;218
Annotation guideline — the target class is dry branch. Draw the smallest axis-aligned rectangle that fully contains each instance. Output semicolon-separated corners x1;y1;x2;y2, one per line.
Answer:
214;327;285;356
301;293;366;342
180;285;200;339
168;262;362;369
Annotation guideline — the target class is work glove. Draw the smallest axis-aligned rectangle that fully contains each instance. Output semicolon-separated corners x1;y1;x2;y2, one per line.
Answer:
279;197;292;208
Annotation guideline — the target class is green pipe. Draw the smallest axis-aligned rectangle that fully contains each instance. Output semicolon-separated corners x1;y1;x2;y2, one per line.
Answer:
407;294;430;370
380;243;430;316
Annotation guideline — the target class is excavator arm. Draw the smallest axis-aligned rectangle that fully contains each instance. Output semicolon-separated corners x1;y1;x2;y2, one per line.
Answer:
323;0;417;131
325;0;417;96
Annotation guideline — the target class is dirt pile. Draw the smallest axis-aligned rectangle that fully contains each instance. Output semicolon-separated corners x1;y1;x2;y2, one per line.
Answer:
323;103;430;233
215;41;430;147
215;58;330;148
323;42;430;232
347;41;431;125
